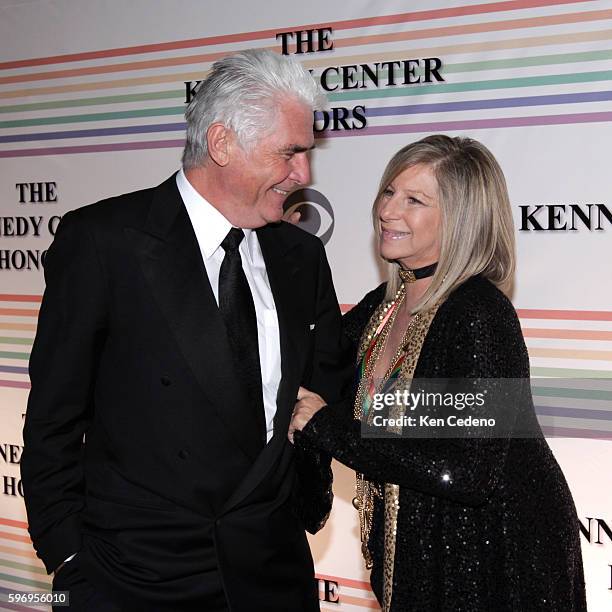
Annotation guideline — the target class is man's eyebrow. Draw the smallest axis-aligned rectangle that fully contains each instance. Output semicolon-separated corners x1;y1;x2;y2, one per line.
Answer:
280;144;316;154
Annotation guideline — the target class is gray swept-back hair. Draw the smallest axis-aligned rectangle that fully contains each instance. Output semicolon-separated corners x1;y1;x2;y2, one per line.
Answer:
374;134;516;313
182;49;326;169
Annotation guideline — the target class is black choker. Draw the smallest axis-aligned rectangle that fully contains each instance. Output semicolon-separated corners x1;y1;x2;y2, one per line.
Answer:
398;262;437;283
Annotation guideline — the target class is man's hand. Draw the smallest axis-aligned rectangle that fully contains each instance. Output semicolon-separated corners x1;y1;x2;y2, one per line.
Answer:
282;209;301;225
53;553;77;577
288;386;326;444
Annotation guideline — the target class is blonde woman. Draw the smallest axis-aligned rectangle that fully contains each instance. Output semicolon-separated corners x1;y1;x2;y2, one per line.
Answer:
290;135;586;611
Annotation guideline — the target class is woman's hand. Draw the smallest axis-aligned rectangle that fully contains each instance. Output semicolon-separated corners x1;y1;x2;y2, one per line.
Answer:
288;386;326;444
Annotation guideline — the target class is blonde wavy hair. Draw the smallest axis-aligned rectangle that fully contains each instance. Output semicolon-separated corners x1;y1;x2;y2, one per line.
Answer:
375;135;515;312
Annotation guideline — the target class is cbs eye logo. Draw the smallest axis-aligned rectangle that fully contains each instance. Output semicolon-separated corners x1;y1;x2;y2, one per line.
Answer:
283;189;335;245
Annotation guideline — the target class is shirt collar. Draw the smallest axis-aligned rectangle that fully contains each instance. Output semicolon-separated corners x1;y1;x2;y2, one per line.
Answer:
176;168;255;262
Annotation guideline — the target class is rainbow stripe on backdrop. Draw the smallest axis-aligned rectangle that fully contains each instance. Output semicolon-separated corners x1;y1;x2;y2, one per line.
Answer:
1;294;611;438
0;518;50;612
2;0;612;156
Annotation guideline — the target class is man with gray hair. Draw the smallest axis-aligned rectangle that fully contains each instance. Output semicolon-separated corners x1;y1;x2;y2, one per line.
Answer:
22;49;348;611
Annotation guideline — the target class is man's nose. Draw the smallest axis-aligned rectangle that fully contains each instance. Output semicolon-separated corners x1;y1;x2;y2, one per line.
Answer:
290;153;311;186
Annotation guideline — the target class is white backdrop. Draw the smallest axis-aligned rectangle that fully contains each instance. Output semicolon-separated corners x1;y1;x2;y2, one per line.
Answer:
1;1;611;610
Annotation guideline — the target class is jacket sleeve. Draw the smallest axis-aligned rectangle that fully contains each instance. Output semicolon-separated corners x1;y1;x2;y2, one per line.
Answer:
21;210;109;573
297;287;531;508
292;240;354;533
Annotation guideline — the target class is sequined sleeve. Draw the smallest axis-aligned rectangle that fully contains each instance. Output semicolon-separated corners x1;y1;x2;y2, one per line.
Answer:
291;444;333;534
298;278;533;508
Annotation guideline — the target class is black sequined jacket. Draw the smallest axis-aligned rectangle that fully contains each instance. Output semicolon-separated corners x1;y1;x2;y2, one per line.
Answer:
297;275;586;611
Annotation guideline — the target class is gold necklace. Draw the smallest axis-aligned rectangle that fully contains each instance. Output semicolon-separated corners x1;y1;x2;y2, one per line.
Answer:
353;286;404;422
381;312;422;385
351;288;402;568
352;285;423;568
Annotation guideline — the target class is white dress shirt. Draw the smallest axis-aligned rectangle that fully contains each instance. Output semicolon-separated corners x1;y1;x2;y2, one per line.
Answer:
176;169;281;443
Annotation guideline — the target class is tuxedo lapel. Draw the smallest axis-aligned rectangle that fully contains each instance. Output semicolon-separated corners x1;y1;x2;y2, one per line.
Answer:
222;223;309;512
257;224;307;437
125;175;262;461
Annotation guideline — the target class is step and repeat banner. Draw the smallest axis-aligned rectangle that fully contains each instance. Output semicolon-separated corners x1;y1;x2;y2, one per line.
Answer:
1;0;611;609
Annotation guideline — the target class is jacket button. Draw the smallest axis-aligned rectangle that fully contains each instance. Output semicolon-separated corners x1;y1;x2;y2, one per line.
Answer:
161;376;171;386
178;449;190;460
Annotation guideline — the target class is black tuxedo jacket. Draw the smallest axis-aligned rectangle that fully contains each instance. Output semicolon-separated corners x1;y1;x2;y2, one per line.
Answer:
21;174;350;611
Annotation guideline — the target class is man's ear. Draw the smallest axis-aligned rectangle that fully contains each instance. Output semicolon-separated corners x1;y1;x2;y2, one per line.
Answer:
206;123;231;167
